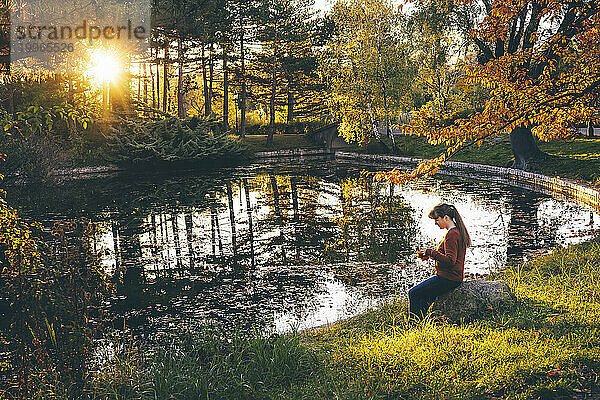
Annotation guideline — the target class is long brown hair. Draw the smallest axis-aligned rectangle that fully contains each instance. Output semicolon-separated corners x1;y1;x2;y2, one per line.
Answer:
428;203;471;248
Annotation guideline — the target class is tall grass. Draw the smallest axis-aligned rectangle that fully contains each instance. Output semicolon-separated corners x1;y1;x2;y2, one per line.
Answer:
88;328;323;400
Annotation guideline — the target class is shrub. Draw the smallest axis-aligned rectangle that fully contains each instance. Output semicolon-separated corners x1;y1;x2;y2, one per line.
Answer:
0;202;111;399
106;117;250;168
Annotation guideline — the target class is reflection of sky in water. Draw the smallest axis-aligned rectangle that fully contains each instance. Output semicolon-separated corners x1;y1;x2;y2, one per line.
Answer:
273;278;371;332
9;162;600;336
538;199;599;246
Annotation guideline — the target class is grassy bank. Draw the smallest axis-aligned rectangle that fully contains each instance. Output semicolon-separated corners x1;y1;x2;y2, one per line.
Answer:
87;236;600;400
364;135;600;185
244;131;600;185
305;235;600;399
241;134;321;153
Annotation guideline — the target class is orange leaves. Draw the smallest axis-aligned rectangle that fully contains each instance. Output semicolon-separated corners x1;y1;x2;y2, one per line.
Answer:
546;368;563;377
374;153;447;185
377;20;599;184
360;0;600;186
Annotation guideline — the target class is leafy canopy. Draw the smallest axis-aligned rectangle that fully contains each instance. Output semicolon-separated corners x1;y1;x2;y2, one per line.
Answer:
376;0;600;183
322;0;417;146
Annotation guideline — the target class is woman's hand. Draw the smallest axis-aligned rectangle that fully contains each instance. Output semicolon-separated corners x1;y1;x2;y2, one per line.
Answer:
417;249;430;261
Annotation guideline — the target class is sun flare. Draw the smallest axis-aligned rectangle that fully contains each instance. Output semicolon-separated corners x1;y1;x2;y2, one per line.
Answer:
86;50;121;85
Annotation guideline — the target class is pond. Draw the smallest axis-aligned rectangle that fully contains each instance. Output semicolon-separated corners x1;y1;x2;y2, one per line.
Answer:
7;160;600;338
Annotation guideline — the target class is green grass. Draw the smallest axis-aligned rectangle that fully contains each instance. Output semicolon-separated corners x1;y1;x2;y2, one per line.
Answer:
538;138;600;161
536;139;600;184
86;236;600;400
86;329;326;400
348;135;600;185
304;236;600;399
241;134;321;153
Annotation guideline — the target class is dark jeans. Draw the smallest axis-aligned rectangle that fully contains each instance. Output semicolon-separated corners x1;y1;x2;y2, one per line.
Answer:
408;275;462;318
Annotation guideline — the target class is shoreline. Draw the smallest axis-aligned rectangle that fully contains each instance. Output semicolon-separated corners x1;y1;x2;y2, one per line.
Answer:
16;148;599;210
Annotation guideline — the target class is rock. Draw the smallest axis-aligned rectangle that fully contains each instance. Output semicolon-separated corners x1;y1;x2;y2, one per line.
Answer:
430;280;516;322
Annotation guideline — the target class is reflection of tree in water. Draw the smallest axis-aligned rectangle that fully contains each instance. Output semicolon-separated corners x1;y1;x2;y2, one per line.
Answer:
248;173;339;266
6;168;419;336
505;188;556;263
106;171;346;336
291;176;340;263
119;263;336;335
537;199;599;245
324;174;417;264
242;178;256;267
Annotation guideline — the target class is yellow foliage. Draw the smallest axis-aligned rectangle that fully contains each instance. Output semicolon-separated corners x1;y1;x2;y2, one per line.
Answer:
386;0;600;184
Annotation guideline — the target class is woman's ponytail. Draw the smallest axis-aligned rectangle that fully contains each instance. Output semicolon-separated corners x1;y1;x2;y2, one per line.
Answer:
428;203;471;248
450;205;471;248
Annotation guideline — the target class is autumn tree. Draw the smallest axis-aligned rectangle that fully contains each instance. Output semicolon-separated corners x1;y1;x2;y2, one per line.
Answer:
322;0;417;148
407;0;481;118
380;0;600;182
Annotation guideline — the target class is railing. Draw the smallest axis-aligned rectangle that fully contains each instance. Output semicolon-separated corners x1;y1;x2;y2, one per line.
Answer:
254;148;334;159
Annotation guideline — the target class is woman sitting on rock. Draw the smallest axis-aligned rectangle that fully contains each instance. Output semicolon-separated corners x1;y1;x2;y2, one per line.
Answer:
409;203;471;318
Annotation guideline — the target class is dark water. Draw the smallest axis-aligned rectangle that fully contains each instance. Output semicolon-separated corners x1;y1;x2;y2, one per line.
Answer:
7;161;600;337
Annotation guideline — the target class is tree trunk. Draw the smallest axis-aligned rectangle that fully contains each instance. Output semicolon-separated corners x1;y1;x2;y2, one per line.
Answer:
202;45;210;117
267;33;277;147
162;43;169;113
155;46;160;110
208;42;214;116
67;75;74;106
588;120;595;138
509;126;544;170
150;46;156;109
143;61;148;105
137;62;141;102
222;45;229;130
102;81;108;112
366;94;388;151
286;87;294;124
383;93;396;151
377;40;396;151
240;16;246;138
177;37;185;119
